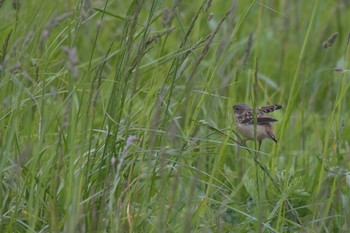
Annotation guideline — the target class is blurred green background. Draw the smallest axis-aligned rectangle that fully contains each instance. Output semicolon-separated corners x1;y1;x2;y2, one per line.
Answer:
1;0;350;232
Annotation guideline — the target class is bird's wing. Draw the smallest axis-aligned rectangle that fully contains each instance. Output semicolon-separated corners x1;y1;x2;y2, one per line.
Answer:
241;116;278;124
259;105;282;114
257;117;278;124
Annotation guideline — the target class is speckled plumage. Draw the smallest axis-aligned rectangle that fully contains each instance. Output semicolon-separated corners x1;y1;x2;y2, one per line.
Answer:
232;103;282;144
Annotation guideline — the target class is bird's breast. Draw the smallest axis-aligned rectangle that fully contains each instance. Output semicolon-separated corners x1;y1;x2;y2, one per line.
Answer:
236;123;270;141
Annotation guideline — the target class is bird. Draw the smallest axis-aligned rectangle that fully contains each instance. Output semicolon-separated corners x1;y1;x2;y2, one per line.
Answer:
232;103;282;149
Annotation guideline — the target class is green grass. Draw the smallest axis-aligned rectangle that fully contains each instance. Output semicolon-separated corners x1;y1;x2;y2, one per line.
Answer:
1;0;350;232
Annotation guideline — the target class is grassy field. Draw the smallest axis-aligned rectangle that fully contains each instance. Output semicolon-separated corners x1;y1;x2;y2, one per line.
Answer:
1;0;350;232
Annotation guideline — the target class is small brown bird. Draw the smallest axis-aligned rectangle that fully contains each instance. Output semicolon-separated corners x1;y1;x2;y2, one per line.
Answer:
232;103;282;148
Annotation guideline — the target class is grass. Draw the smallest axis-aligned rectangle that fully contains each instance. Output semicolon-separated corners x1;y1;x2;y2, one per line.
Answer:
1;0;350;232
